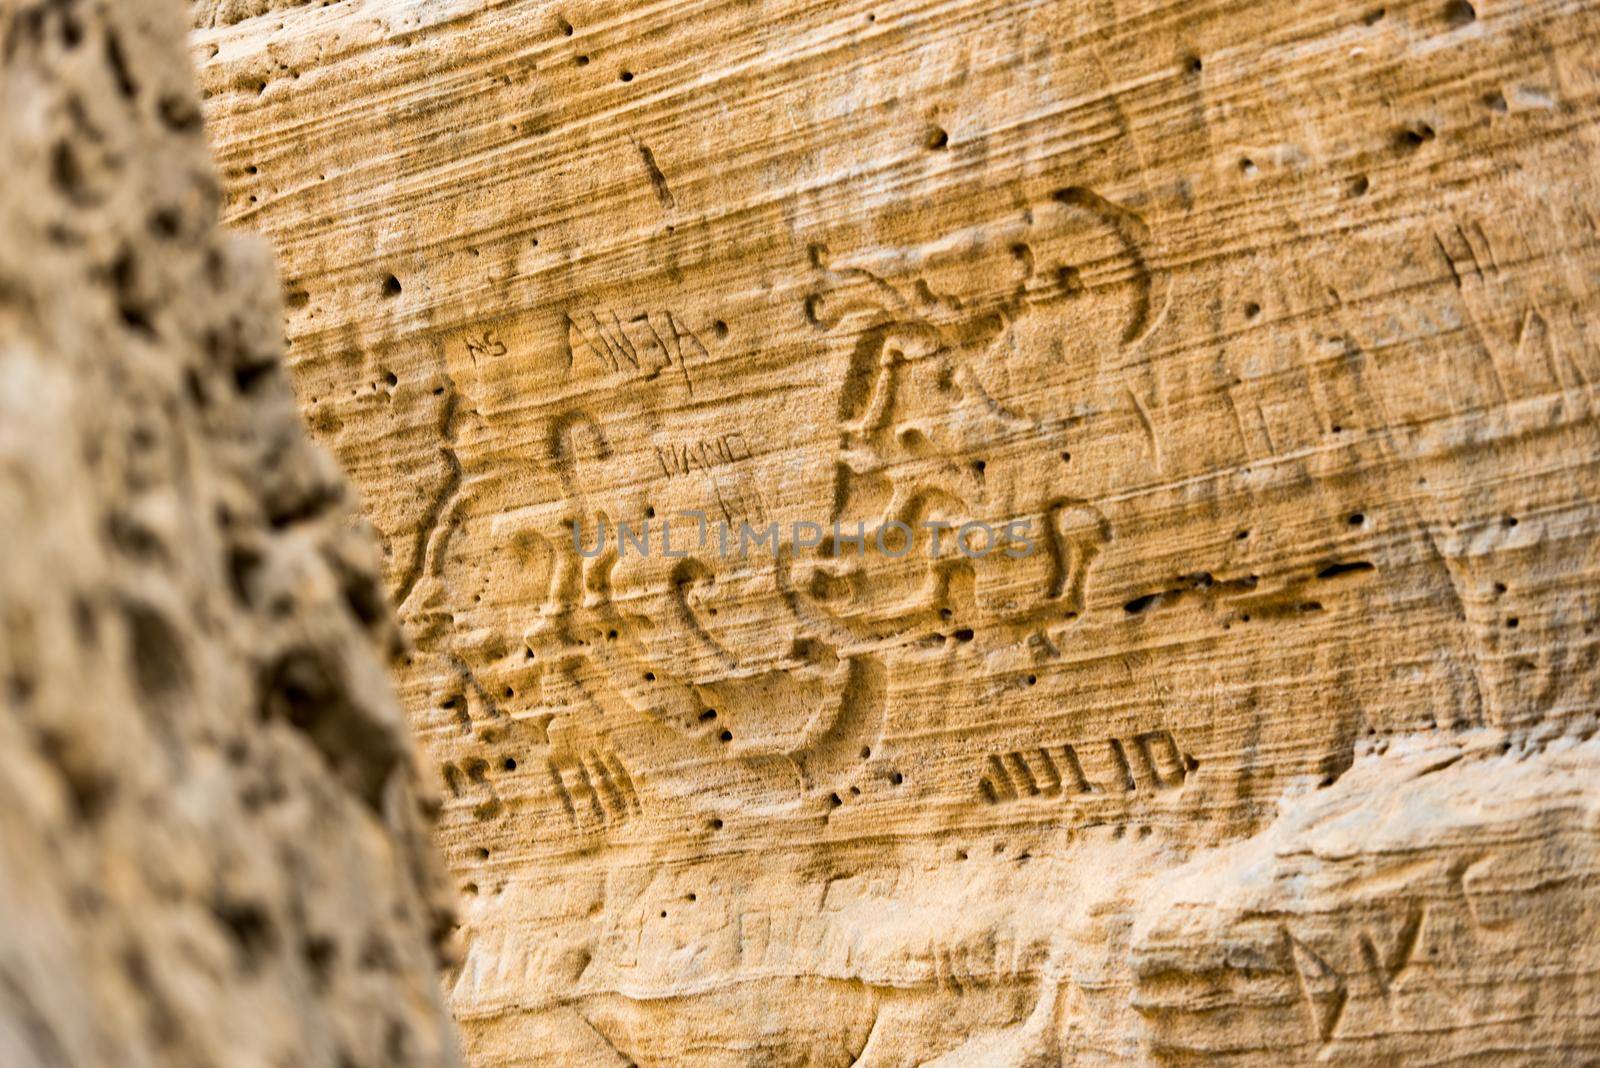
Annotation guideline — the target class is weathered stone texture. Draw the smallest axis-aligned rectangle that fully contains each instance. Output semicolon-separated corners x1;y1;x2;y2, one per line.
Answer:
196;0;1600;1063
0;2;458;1066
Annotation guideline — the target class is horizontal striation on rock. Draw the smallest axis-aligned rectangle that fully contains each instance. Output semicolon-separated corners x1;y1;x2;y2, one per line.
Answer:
195;0;1600;1063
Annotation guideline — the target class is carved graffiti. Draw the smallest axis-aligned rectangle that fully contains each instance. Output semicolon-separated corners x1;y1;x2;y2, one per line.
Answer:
565;308;708;394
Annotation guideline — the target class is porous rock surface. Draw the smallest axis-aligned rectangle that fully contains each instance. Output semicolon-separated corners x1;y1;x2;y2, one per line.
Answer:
0;2;458;1066
195;0;1600;1063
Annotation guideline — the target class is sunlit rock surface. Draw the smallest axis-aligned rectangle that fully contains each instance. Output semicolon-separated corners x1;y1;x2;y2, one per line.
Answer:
196;0;1600;1062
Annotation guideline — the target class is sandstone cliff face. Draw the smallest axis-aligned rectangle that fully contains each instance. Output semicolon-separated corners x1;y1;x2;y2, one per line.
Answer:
0;2;458;1066
195;0;1600;1063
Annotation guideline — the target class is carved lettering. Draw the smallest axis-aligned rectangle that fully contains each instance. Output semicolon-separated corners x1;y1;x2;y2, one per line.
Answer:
566;307;708;393
978;730;1190;805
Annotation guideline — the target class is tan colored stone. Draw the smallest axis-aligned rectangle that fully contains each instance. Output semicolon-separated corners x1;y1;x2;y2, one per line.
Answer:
196;0;1600;1062
0;2;458;1066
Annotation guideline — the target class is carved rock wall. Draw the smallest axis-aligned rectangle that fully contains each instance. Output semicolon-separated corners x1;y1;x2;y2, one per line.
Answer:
195;0;1600;1063
0;2;458;1066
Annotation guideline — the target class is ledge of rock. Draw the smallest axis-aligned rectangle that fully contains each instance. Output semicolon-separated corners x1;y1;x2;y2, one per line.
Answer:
0;2;458;1066
193;0;1600;1063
